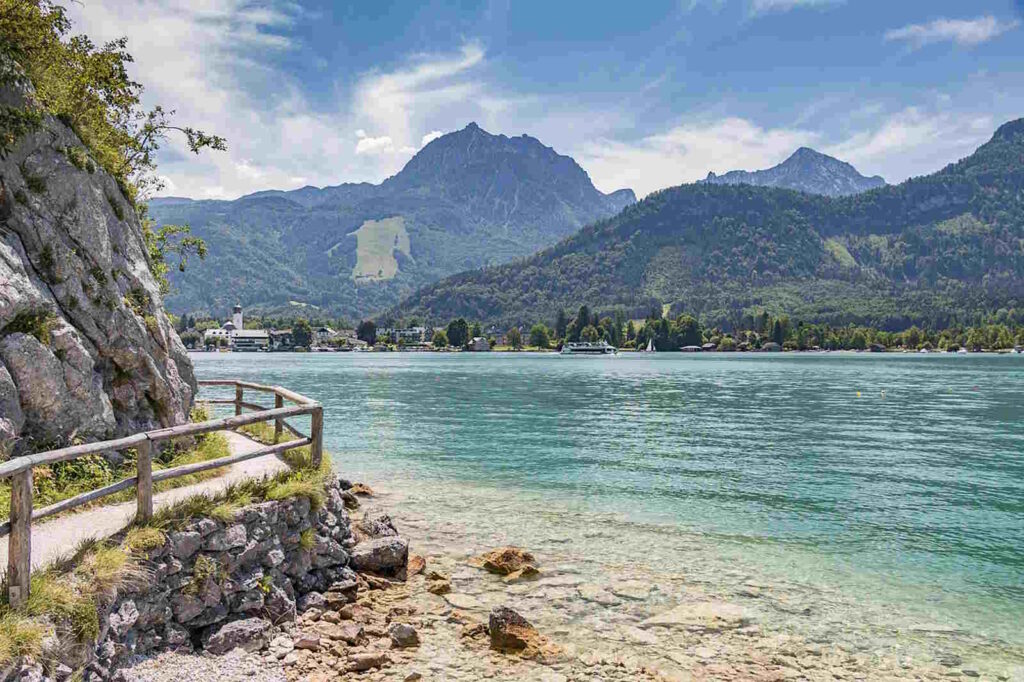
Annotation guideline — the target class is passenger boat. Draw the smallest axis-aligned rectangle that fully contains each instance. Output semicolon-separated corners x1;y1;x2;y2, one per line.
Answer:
560;341;618;356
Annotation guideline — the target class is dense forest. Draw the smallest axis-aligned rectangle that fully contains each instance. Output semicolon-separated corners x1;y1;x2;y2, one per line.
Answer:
395;119;1024;332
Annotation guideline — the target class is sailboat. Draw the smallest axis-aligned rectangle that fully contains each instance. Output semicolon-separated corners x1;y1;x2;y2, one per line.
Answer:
641;338;655;353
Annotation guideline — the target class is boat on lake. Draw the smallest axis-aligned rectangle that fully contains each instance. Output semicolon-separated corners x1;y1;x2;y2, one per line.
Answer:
561;341;618;356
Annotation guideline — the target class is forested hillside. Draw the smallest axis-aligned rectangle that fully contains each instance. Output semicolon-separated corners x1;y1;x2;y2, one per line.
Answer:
150;123;635;317
396;119;1024;330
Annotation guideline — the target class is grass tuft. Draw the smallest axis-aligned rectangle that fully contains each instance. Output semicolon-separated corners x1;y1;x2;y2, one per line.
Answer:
125;527;165;554
267;479;324;512
299;528;315;552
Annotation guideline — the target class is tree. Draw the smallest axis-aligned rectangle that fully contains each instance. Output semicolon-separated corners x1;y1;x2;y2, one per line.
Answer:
626;320;636;342
528;324;550;349
507;326;523;350
470;322;482;340
447;318;469;348
674;314;703;347
581;325;599;342
356;320;376;345
293;319;313;348
432;329;449;348
555;310;568;341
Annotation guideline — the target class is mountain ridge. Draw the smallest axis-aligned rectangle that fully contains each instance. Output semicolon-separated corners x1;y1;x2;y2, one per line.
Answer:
149;123;636;317
703;146;886;197
395;119;1024;330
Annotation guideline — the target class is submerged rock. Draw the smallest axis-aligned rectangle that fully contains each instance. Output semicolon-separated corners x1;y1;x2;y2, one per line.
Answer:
471;547;538;576
488;605;536;651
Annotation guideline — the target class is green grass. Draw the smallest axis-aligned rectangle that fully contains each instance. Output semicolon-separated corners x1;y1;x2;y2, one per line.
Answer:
143;446;333;532
124;527;165;554
0;538;145;666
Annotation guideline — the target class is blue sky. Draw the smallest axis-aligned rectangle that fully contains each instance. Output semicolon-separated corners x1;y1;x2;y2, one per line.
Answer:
71;0;1024;199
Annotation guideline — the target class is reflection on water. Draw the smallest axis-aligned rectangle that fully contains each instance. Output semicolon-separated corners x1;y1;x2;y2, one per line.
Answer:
192;352;1024;670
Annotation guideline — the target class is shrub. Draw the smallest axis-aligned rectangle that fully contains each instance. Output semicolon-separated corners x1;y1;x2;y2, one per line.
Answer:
18;162;45;194
1;308;55;346
123;287;148;317
0;106;41;157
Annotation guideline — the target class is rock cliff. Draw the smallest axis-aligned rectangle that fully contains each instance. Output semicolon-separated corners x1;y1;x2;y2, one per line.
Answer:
0;64;195;454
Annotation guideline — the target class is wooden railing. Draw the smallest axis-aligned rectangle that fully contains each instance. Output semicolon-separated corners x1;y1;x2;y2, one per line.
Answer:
0;379;322;608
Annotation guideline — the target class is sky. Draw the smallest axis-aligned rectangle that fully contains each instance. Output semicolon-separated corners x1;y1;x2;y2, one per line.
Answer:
69;0;1024;200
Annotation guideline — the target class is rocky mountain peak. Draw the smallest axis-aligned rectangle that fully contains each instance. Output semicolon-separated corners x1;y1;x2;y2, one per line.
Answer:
703;147;886;197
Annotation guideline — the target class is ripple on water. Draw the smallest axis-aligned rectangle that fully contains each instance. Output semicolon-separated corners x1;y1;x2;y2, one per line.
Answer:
191;351;1024;672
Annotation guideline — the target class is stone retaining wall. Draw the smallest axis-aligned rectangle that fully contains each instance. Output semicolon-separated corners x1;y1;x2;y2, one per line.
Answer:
94;478;358;678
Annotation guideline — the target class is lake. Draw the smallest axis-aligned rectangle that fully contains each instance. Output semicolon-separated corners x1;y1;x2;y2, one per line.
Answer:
191;351;1024;672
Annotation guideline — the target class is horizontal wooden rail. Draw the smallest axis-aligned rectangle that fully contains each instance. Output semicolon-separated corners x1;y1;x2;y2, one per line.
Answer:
3;379;323;608
152;438;310;483
0;477;138;537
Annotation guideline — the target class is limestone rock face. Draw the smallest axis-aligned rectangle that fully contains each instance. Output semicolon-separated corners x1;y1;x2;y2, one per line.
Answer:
0;62;195;454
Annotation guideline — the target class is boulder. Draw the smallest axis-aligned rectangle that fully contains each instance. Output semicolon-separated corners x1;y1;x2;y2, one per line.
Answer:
202;617;271;655
349;536;408;576
358;508;398;538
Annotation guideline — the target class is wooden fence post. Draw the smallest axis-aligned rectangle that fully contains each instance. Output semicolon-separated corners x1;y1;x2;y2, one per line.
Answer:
136;439;153;524
235;385;243;416
274;394;283;443
310;405;323;469
8;469;32;608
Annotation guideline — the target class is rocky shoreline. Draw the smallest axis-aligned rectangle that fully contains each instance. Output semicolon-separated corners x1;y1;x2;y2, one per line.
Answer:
88;483;1013;682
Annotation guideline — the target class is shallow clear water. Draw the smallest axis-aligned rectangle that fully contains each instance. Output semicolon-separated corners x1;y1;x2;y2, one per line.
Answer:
191;351;1024;669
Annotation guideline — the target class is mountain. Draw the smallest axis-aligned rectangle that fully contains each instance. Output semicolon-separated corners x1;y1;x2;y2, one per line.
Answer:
149;123;636;317
703;147;886;197
396;120;1024;330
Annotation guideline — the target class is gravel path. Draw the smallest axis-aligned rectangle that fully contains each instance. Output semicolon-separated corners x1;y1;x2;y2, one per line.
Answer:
119;649;286;682
0;431;287;569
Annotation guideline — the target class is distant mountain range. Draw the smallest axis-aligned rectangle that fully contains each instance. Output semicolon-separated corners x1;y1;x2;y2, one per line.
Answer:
396;119;1024;330
150;123;635;317
703;147;886;197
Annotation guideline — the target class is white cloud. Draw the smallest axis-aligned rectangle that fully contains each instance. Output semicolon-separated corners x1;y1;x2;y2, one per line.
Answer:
67;2;490;199
823;108;994;180
355;135;395;155
421;130;444;146
578;117;817;197
885;16;1019;48
751;0;842;14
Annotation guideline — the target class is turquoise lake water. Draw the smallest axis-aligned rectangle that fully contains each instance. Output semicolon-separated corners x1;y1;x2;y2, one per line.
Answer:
191;351;1024;666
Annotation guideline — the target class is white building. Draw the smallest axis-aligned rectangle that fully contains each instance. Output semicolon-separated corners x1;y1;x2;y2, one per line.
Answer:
232;304;243;331
233;329;269;352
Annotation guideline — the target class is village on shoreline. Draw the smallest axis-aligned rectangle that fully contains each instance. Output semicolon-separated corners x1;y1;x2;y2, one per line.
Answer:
179;304;1024;355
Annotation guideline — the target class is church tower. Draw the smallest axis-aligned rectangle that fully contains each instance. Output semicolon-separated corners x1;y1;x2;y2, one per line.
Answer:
232;304;243;331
